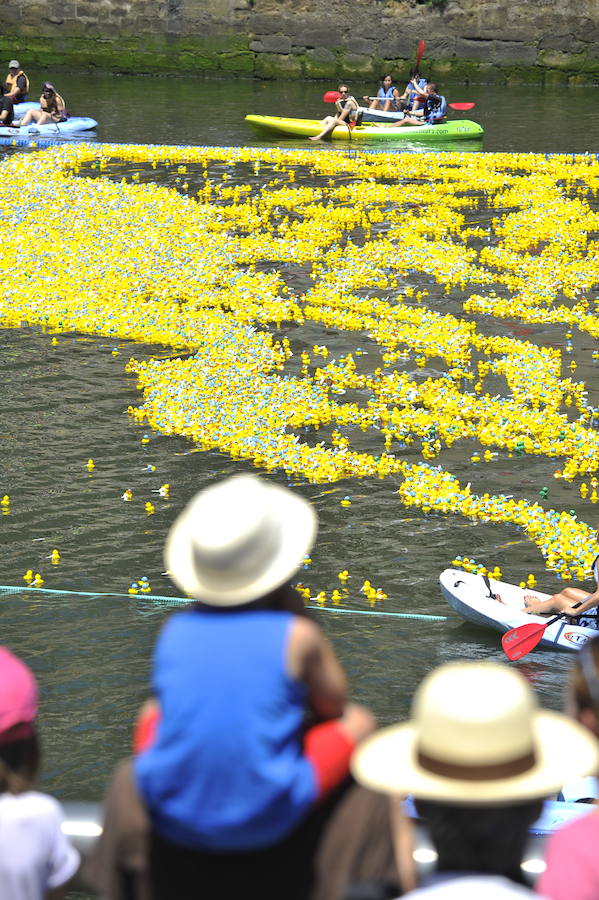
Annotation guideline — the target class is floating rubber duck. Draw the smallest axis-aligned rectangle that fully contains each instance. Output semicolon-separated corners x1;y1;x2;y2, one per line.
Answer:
50;549;60;565
128;582;139;594
51;337;58;346
86;458;95;471
145;501;155;515
141;434;150;445
144;464;156;473
340;496;351;507
122;489;133;501
23;569;33;583
539;487;548;500
338;570;350;583
32;573;44;587
1;495;9;510
111;348;119;356
302;556;312;568
158;484;170;498
139;576;151;593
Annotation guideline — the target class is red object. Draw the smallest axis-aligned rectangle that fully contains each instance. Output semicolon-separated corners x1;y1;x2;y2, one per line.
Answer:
323;90;341;103
416;40;425;67
449;102;476;111
502;599;584;661
133;704;161;754
304;720;355;798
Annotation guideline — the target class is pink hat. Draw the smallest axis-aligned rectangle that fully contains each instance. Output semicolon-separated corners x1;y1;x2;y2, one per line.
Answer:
0;647;38;738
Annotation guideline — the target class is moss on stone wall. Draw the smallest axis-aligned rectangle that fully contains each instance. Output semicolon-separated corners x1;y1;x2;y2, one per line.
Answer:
3;29;599;82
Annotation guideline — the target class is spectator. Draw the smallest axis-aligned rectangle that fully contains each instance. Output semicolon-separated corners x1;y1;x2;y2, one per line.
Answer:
87;473;375;900
351;660;599;898
0;646;80;899
537;635;599;900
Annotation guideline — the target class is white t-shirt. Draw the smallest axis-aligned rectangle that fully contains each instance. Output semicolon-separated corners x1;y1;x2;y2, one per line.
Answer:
0;790;80;900
402;874;548;898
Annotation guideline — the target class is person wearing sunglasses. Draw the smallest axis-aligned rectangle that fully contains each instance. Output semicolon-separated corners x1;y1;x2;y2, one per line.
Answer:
18;82;67;127
309;84;359;141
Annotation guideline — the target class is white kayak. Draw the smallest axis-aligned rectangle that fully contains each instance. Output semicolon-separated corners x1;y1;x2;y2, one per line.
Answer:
439;568;598;651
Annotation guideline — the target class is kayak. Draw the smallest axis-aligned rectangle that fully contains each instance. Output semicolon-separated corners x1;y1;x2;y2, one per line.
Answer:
357;106;405;124
0;117;97;138
245;115;483;142
439;568;598;651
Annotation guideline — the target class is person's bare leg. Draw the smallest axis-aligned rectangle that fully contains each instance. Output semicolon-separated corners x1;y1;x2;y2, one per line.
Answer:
523;587;590;616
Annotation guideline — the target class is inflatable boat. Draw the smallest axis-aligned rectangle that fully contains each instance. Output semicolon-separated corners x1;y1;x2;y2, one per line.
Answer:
1;101;97;146
439;568;598;651
245;115;484;143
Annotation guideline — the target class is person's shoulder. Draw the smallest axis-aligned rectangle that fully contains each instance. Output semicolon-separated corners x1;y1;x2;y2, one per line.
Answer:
0;790;65;823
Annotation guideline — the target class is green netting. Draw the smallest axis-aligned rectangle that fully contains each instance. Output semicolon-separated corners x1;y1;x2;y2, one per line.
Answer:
0;584;450;621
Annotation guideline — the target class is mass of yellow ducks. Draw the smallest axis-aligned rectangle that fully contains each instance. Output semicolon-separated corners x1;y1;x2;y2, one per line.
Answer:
1;142;599;591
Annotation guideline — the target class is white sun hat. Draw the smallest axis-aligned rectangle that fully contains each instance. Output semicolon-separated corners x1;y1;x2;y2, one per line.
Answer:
352;661;599;805
164;474;317;606
8;60;20;69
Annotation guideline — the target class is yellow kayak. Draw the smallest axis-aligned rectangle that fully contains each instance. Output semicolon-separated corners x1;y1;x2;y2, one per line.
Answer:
245;114;484;142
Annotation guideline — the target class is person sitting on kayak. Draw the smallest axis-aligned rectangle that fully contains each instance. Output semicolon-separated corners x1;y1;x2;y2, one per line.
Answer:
19;82;67;127
0;84;15;127
4;60;29;103
380;83;446;128
309;84;359;141
522;528;599;627
397;68;428;112
363;74;400;112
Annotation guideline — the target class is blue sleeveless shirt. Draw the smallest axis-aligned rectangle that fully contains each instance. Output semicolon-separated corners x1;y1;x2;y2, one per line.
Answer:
134;608;317;851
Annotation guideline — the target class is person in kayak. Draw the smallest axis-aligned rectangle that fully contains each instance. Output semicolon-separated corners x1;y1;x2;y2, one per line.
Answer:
522;528;599;626
4;60;29;103
309;84;359;141
0;84;15;127
396;68;428;112
19;82;67;126
363;74;400;112
379;83;446;128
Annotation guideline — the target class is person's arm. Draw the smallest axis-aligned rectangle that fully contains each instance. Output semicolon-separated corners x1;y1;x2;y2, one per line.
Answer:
55;94;66;115
287;617;347;720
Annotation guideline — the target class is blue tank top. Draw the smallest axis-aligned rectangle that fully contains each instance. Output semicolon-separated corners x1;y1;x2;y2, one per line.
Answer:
135;608;317;851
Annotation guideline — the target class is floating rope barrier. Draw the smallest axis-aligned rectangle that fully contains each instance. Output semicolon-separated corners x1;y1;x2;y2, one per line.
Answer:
0;584;451;621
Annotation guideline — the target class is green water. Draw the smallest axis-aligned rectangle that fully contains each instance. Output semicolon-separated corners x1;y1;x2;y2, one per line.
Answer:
0;73;597;818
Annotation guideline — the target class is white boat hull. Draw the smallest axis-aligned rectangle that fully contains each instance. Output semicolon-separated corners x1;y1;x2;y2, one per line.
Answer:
439;568;598;651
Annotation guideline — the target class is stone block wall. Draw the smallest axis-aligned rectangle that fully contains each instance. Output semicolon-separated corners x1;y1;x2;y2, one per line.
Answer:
2;0;599;82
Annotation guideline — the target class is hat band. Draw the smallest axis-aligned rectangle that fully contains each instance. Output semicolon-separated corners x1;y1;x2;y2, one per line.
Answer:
417;749;537;781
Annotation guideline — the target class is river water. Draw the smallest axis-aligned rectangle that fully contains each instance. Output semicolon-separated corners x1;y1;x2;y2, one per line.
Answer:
1;72;598;823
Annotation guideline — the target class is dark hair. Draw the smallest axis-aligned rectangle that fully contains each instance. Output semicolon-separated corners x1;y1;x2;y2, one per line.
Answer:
0;83;5;96
380;73;393;82
193;582;314;619
0;731;40;794
42;82;55;93
414;798;543;883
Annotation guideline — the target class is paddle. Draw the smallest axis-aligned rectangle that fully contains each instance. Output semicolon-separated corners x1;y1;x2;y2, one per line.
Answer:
502;600;585;661
449;102;476;111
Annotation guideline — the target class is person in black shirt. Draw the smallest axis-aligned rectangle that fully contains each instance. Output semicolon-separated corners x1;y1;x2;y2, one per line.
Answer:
0;84;15;126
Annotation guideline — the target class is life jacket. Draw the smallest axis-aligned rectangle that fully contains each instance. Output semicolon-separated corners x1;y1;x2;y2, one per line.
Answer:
424;94;447;124
377;84;396;101
6;69;29;97
409;77;428;104
41;92;66;118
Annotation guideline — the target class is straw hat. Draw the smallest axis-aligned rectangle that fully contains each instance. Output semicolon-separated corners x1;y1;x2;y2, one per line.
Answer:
164;474;317;605
352;661;599;805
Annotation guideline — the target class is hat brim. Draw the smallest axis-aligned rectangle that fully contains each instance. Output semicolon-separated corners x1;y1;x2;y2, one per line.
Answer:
164;481;317;606
351;711;599;804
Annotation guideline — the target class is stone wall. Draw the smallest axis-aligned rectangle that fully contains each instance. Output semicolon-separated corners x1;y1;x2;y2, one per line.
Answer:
3;0;599;82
